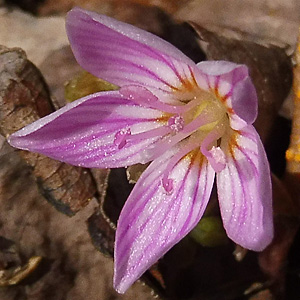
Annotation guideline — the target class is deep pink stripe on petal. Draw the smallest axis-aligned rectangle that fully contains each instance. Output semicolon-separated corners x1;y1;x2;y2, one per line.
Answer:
66;8;194;64
8;91;172;168
114;145;215;293
196;61;257;129
217;125;273;251
66;8;198;94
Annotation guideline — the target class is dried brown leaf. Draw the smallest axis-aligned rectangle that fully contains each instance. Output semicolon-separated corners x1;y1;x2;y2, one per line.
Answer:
0;256;42;286
0;46;96;215
87;210;115;257
0;236;42;286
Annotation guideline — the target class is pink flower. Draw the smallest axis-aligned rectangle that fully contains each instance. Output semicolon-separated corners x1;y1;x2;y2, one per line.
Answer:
8;8;273;293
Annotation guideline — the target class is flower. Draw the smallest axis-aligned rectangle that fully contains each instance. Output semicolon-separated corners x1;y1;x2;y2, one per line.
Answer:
8;7;273;293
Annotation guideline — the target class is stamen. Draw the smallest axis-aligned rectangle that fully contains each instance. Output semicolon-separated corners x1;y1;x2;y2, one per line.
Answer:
146;105;222;160
126;126;170;142
200;122;227;172
162;177;174;194
114;128;131;149
120;85;198;114
115;126;171;157
207;146;226;172
168;114;184;133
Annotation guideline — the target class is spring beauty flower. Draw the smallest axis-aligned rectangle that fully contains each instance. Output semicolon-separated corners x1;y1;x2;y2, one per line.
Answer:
8;8;273;293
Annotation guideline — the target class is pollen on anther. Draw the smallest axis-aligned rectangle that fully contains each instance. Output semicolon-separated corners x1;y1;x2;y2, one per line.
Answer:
168;115;184;133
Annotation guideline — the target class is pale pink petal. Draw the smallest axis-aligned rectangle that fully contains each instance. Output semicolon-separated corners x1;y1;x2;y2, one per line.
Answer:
114;145;215;293
7;91;171;168
66;8;197;100
217;125;273;251
196;61;257;130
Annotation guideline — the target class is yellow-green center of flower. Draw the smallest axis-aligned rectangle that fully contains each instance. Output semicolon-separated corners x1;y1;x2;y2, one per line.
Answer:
167;86;231;173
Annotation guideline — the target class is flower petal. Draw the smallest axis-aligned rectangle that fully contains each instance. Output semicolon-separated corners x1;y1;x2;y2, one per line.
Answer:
114;145;215;293
66;8;197;100
216;125;273;251
8;91;171;168
196;61;258;129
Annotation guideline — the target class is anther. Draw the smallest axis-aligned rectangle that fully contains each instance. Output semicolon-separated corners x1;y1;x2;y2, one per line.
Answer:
114;128;131;149
207;146;226;172
162;177;174;194
168;114;184;133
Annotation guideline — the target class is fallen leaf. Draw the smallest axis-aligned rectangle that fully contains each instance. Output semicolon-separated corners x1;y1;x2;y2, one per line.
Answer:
0;46;96;215
0;256;42;286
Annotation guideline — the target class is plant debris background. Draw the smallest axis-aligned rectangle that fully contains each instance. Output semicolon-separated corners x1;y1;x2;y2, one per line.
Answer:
0;0;300;299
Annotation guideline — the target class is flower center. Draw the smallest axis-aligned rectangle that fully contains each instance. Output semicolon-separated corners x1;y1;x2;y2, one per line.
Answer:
179;89;229;172
117;85;230;174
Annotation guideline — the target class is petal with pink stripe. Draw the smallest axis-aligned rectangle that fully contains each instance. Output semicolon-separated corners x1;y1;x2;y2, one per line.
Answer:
66;8;198;100
8;91;172;168
114;145;215;293
217;125;273;251
196;61;258;130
